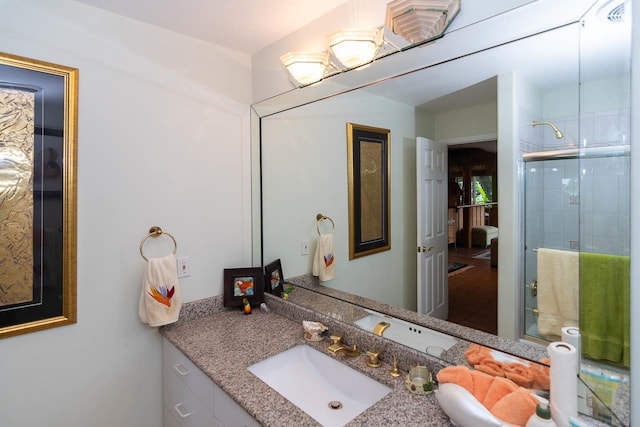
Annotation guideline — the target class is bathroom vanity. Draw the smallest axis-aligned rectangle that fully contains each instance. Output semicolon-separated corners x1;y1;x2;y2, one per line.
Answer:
161;295;456;426
161;291;614;426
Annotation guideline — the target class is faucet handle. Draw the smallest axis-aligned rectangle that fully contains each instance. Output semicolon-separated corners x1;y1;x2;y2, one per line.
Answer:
366;348;382;368
389;354;401;377
329;333;343;345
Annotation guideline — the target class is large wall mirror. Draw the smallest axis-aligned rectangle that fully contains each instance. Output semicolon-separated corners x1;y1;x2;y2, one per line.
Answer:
253;0;631;424
0;52;78;338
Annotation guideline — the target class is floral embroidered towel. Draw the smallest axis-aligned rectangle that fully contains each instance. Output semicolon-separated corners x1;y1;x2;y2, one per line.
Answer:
139;254;182;327
312;233;335;282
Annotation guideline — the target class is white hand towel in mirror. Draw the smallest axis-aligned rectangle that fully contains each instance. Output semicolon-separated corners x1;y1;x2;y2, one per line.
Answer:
312;233;335;282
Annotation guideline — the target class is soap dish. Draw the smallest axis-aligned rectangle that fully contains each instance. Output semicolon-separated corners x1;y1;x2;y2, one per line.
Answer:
405;365;434;395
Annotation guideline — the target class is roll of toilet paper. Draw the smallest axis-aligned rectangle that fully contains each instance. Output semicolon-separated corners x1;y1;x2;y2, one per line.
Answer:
561;327;581;372
548;342;578;427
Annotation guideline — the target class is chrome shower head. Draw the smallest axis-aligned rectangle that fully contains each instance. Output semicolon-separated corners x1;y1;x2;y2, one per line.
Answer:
532;120;563;139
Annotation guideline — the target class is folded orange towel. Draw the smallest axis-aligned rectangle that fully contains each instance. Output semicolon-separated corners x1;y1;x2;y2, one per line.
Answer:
436;365;474;394
530;362;551;390
470;369;494;403
474;359;505;377
490;387;538;426
464;343;494;365
464;344;552;392
504;363;534;389
482;376;519;410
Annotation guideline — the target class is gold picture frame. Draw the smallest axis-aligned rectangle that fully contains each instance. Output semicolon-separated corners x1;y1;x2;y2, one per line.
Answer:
347;123;390;259
0;51;78;338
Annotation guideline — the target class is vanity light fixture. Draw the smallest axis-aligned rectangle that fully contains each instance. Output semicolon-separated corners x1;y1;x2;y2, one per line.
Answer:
328;28;385;69
280;51;331;86
385;0;461;45
280;1;461;87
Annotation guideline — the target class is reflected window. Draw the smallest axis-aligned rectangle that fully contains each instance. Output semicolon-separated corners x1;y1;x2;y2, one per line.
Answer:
472;175;493;204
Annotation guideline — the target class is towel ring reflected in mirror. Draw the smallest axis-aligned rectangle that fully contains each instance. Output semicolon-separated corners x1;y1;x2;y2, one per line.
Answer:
139;226;177;261
316;213;335;235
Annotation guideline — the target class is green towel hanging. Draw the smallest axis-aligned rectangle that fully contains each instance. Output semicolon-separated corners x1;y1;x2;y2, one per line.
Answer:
579;252;630;367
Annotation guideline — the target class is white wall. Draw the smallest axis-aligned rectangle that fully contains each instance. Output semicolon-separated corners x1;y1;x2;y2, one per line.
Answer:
0;1;252;426
496;72;522;340
432;103;498;141
261;92;417;310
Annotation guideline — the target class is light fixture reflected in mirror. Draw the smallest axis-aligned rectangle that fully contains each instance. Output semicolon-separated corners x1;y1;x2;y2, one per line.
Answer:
280;51;331;86
385;0;461;45
328;28;384;69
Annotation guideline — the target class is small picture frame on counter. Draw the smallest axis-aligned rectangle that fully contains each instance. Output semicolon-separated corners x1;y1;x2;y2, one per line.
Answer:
264;259;285;296
223;267;265;308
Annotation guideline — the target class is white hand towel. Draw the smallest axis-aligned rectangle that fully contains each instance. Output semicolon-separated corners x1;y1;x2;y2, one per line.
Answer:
139;254;182;327
537;248;578;337
312;233;335;282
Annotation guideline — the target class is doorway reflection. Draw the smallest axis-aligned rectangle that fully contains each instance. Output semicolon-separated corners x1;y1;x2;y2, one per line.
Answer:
446;141;498;334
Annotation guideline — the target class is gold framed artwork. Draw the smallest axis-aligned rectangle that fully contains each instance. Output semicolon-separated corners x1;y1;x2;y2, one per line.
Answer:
0;51;78;338
346;123;390;259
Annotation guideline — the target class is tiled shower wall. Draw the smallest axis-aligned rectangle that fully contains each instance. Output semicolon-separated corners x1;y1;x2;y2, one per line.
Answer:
521;107;630;256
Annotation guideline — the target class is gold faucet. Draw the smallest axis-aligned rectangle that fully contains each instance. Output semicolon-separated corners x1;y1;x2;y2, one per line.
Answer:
327;333;359;357
373;321;390;336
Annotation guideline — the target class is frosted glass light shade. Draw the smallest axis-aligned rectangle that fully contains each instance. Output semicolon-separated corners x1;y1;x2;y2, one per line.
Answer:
328;29;383;69
280;51;329;86
385;0;461;45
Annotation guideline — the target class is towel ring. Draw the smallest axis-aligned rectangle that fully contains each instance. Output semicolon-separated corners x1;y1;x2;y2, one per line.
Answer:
139;226;177;261
316;213;335;235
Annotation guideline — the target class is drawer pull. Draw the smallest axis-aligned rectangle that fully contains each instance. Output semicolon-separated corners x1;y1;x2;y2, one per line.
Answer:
174;403;192;418
173;363;191;376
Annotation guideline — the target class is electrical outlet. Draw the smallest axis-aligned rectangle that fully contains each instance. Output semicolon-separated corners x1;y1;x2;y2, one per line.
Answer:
301;239;310;255
177;256;191;278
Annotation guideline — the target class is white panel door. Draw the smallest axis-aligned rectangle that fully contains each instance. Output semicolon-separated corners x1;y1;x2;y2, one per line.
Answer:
416;137;448;319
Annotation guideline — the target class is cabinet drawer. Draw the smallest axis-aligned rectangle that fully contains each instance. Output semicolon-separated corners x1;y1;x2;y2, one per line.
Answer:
163;338;214;411
213;384;260;427
163;406;180;427
164;362;215;427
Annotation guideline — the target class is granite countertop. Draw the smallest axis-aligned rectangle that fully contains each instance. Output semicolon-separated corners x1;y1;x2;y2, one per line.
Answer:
162;308;454;426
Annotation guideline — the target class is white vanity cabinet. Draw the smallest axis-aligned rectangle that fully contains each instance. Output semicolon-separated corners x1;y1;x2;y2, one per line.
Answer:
163;338;260;427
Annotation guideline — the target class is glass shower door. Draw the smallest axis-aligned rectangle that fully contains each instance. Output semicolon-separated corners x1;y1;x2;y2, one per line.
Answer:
523;157;580;340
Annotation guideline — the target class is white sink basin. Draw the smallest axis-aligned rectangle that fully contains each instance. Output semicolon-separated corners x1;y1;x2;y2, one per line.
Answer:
248;345;391;426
